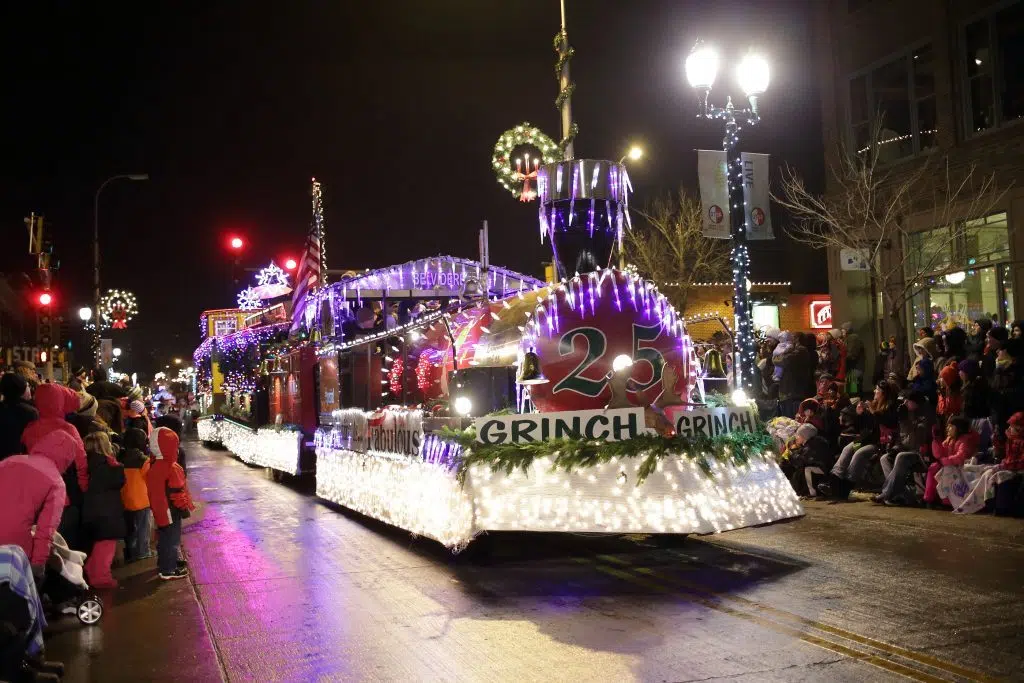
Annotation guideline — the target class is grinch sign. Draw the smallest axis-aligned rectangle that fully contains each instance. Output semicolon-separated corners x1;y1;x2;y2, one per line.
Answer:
524;271;693;413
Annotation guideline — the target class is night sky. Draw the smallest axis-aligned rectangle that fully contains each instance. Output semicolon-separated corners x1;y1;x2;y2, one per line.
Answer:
2;0;824;377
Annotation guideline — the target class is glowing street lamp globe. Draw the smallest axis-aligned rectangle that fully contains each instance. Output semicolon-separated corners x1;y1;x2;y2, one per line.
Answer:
736;53;770;96
78;307;93;322
112;347;122;358
685;43;719;89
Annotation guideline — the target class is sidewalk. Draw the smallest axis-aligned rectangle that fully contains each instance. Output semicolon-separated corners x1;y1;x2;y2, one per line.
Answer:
42;504;224;683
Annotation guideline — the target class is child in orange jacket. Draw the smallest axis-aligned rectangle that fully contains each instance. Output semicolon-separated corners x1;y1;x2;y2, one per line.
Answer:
119;428;152;562
146;427;194;580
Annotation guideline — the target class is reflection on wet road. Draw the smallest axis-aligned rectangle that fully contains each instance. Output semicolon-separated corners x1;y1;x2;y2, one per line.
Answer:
180;442;1022;682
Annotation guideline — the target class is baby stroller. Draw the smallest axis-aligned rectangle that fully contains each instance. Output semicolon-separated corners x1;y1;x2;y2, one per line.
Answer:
39;534;103;626
0;545;65;682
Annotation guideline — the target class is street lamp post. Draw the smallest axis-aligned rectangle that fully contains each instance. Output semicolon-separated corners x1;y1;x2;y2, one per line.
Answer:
94;174;148;366
685;42;769;398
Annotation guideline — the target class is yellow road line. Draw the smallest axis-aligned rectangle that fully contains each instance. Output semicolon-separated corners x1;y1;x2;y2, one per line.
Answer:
642;550;1002;683
581;558;950;683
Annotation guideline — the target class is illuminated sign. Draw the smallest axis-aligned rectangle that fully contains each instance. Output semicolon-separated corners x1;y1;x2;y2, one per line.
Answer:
809;300;833;329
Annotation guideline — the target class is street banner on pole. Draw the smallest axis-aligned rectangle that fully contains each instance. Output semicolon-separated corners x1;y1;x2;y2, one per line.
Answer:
697;149;730;239
741;152;774;240
100;339;113;371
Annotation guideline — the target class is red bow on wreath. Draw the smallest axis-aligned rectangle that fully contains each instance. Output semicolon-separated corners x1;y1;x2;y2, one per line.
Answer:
111;304;128;329
514;158;540;202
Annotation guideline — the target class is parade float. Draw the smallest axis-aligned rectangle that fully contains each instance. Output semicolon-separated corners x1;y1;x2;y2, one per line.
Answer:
303;156;801;549
192;13;802;548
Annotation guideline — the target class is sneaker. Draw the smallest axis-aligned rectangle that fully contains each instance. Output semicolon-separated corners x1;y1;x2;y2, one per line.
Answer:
871;495;885;504
884;499;902;506
159;567;189;581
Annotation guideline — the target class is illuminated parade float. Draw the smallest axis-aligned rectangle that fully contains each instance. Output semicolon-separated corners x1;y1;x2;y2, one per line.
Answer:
193;19;800;549
193;165;802;550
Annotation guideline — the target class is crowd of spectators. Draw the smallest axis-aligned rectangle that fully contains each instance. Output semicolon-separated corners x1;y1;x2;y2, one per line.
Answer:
759;319;1024;515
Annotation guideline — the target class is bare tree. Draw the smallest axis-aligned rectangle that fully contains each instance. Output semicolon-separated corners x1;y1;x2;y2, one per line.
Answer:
774;122;1005;364
625;187;730;314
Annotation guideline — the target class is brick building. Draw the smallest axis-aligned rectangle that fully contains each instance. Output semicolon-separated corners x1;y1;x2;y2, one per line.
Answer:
813;0;1024;359
681;282;832;341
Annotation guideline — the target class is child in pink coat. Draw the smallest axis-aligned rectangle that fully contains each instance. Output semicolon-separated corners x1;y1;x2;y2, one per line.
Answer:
925;416;979;505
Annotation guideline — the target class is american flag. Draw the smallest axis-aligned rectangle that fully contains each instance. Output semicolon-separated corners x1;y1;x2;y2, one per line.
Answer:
290;178;325;334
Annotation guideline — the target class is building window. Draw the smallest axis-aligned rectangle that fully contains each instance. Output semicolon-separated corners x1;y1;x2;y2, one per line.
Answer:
963;1;1024;134
752;304;779;331
905;212;1012;333
213;318;237;337
848;45;936;161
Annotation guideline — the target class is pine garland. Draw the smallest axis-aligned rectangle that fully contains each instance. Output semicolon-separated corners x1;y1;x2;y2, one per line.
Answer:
440;426;774;487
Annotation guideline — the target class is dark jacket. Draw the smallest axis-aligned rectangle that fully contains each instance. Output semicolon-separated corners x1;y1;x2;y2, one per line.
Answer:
960;377;990;420
82;452;126;541
788;435;833;471
909;357;935;397
990;361;1024;427
779;346;813;402
86;381;128;402
0;374;38;460
892;404;934;453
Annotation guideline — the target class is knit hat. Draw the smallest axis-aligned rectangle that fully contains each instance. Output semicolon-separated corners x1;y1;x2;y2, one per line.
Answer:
1003;337;1024;359
77;393;98;418
123;427;148;452
795;423;818;442
129;399;145;414
938;364;959;388
913;336;938;358
988;326;1009;343
957;358;979;378
0;373;28;401
798;398;820;414
71;365;87;378
127;386;143;401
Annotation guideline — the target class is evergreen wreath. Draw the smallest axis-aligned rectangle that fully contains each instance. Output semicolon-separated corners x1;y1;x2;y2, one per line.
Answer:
491;123;559;197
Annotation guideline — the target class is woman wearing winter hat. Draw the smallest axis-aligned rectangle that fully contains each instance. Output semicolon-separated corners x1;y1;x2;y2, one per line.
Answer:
0;373;38;461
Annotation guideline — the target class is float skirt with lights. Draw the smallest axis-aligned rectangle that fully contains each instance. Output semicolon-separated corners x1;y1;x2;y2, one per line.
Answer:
312;407;801;550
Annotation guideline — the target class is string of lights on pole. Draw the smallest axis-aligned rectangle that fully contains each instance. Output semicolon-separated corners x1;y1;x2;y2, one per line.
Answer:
685;41;770;397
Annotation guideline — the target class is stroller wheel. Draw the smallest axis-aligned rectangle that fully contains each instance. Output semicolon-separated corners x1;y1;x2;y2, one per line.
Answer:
77;597;103;624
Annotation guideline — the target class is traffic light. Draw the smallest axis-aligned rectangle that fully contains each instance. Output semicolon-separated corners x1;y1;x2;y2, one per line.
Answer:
36;291;53;346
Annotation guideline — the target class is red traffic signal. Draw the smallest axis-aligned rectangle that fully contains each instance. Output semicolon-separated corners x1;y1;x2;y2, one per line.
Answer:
229;236;244;250
284;258;297;270
37;292;53;306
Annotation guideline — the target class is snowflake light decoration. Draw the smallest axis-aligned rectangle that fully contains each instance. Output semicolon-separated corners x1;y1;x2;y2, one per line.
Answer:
256;262;290;289
237;287;262;310
98;289;139;330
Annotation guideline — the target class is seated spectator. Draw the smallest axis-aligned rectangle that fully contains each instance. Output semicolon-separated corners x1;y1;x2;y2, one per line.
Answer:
785;424;833;498
936;364;963;429
873;390;934;505
796;398;825;432
837;403;860;449
990;338;1024;446
925;416;978;508
823;380;899;500
908;337;937;401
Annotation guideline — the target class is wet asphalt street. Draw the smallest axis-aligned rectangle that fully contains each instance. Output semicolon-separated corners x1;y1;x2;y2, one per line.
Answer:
47;441;1024;682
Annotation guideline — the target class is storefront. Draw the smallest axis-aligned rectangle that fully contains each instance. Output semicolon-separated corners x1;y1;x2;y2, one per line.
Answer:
906;212;1016;333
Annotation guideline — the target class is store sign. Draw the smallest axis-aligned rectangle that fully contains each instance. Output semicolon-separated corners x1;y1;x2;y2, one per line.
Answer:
663;406;757;438
474;407;649;445
809;300;833;330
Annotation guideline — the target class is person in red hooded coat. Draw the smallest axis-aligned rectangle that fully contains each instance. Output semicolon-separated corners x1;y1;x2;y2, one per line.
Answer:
146;427;194;580
0;431;80;576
